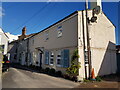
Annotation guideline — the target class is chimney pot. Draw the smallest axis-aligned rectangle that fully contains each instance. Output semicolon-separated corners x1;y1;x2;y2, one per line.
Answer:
22;26;26;35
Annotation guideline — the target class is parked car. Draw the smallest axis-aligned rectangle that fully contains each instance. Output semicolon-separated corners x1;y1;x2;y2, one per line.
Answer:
2;55;10;72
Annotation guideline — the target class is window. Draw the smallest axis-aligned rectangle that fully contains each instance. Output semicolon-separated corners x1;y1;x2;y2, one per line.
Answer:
0;45;4;54
57;26;62;37
50;52;54;65
56;49;69;68
32;38;34;45
56;51;62;66
62;49;69;68
45;51;49;65
58;30;62;37
45;32;49;40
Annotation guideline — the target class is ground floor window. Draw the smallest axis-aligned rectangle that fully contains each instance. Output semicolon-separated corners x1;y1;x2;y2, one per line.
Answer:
56;51;62;66
45;51;49;65
50;52;54;65
56;49;69;68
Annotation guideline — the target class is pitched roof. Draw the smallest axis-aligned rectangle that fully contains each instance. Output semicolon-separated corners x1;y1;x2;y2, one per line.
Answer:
0;27;9;39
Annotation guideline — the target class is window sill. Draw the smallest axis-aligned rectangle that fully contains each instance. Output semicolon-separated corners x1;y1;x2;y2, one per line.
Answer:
49;64;54;66
56;65;62;67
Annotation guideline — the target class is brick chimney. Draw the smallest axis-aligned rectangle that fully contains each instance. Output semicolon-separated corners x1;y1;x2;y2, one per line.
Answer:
22;26;26;35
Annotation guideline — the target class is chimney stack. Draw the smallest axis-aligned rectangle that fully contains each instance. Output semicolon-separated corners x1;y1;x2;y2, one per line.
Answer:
22;26;26;35
90;0;102;10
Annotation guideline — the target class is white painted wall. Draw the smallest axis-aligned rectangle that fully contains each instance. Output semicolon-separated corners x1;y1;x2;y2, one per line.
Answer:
5;32;18;43
0;28;8;55
78;10;116;79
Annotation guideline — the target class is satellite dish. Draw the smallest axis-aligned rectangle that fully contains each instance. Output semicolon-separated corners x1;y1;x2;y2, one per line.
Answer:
93;6;101;15
91;16;97;23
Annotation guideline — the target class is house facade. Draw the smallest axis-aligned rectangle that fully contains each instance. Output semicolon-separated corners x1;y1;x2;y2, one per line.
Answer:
116;45;120;74
8;27;36;63
8;9;117;80
0;28;9;55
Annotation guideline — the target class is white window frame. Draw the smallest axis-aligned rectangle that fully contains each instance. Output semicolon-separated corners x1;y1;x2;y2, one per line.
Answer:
56;51;62;67
57;29;62;38
57;26;62;38
45;32;49;41
49;51;54;65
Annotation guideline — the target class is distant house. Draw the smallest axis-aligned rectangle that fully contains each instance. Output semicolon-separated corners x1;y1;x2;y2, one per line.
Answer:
8;27;36;63
0;28;9;55
9;2;117;80
5;32;18;43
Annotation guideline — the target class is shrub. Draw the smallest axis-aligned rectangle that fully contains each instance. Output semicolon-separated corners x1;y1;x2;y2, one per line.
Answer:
35;66;39;70
40;68;45;73
83;78;90;82
95;76;102;82
45;67;50;74
29;64;32;68
56;71;62;77
66;49;81;77
49;68;56;76
63;74;70;80
70;76;78;82
32;65;35;69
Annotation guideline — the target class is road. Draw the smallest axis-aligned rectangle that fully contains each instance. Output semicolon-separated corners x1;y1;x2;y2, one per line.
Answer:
2;67;79;88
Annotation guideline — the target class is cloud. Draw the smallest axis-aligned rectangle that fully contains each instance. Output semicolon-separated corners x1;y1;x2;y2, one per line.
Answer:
0;7;5;17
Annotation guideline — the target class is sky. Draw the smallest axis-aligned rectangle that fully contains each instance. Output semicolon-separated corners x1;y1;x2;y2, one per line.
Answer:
1;2;119;44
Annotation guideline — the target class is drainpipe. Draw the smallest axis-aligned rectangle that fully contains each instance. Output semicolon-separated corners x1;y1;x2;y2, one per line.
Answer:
85;0;92;79
82;10;87;79
26;38;29;66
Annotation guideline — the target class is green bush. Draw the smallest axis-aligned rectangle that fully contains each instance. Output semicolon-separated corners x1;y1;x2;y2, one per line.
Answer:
71;76;77;82
63;74;70;80
66;49;81;77
95;76;102;82
56;71;62;77
83;78;90;82
49;68;56;76
40;68;45;73
32;65;35;69
35;66;39;70
45;67;50;74
29;64;32;68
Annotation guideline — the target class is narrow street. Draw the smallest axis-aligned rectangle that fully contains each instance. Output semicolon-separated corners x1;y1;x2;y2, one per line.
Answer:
2;68;79;88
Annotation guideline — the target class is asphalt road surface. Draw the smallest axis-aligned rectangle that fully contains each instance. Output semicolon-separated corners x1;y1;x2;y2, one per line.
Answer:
2;68;79;88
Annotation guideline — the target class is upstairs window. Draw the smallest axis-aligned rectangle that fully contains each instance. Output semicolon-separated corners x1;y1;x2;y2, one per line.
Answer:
45;32;49;40
57;26;62;38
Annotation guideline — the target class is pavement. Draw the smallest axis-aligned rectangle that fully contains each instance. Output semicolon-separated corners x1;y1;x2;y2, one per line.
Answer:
76;74;120;89
2;67;79;88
